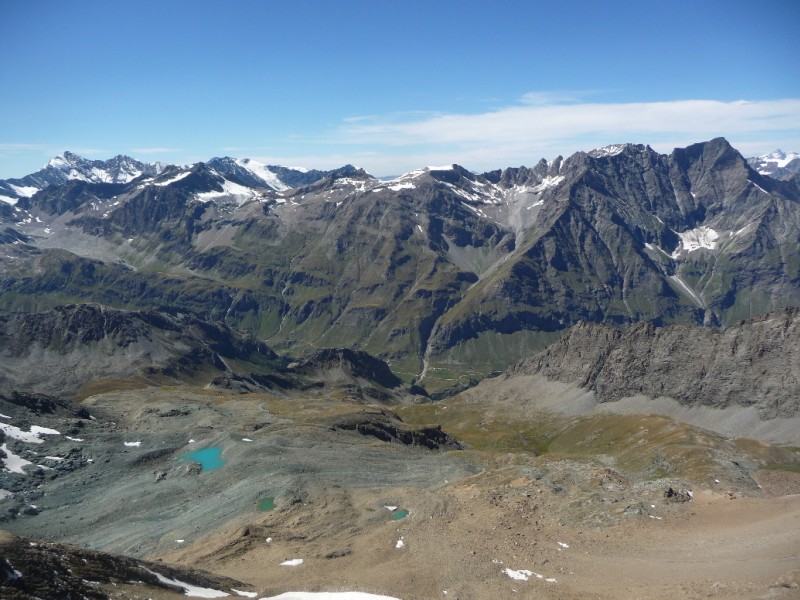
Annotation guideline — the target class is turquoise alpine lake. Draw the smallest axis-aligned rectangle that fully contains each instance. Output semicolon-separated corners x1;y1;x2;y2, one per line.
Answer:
180;446;225;472
391;509;409;521
257;497;275;511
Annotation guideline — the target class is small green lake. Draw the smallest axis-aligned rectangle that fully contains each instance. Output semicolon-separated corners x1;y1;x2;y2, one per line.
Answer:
391;509;409;521
257;497;275;511
180;446;225;472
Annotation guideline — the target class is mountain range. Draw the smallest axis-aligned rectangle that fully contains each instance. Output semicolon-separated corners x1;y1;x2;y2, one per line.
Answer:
1;139;799;394
2;140;800;600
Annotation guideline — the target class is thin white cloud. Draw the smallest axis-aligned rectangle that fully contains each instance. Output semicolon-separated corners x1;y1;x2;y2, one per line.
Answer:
0;143;45;151
324;97;800;173
340;98;800;146
130;147;182;154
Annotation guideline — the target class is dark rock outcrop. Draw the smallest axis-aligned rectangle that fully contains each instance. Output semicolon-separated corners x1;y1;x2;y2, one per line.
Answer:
331;410;463;450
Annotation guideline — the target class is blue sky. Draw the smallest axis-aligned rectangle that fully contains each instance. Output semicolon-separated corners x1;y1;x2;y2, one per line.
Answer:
1;0;798;178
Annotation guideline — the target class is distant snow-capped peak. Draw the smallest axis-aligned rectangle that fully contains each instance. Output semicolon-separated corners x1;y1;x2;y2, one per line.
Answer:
756;150;799;168
45;151;167;184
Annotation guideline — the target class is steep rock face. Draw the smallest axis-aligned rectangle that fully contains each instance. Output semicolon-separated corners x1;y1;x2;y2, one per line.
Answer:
513;308;800;418
0;304;277;397
427;139;800;377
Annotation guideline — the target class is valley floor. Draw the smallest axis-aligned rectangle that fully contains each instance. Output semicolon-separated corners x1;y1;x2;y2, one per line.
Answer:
2;380;799;599
154;467;800;600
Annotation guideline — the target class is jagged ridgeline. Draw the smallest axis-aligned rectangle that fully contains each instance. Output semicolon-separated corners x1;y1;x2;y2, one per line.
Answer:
1;138;799;391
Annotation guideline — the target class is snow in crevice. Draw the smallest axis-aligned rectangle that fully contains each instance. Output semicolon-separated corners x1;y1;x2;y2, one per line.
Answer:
748;180;769;195
153;171;192;186
669;274;704;307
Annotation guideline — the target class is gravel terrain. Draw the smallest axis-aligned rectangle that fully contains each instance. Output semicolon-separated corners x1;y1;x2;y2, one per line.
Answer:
2;377;799;599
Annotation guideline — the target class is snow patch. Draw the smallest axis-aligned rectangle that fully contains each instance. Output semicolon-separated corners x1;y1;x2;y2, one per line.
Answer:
280;558;304;566
0;489;13;500
387;181;416;191
231;590;257;598
0;195;17;205
9;184;39;197
529;175;564;193
148;570;229;597
590;144;627;157
503;568;534;581
755;150;800;169
65;436;84;442
196;179;257;204
124;441;142;447
395;537;405;549
235;158;289;191
1;443;36;473
0;423;60;444
258;593;402;600
672;226;719;257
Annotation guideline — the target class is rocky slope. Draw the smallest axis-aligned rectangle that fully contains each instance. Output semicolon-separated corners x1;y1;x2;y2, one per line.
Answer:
0;303;278;398
512;307;800;418
0;530;253;600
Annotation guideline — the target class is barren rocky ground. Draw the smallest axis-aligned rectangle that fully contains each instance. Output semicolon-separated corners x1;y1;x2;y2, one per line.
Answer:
2;372;798;599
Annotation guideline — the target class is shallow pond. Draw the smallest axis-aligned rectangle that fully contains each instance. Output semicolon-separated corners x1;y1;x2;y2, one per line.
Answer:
391;509;409;521
257;497;275;511
180;446;225;472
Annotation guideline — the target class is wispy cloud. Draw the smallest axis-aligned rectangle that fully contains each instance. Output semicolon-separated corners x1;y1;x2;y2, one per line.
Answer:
0;143;45;151
130;147;182;154
328;96;800;173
